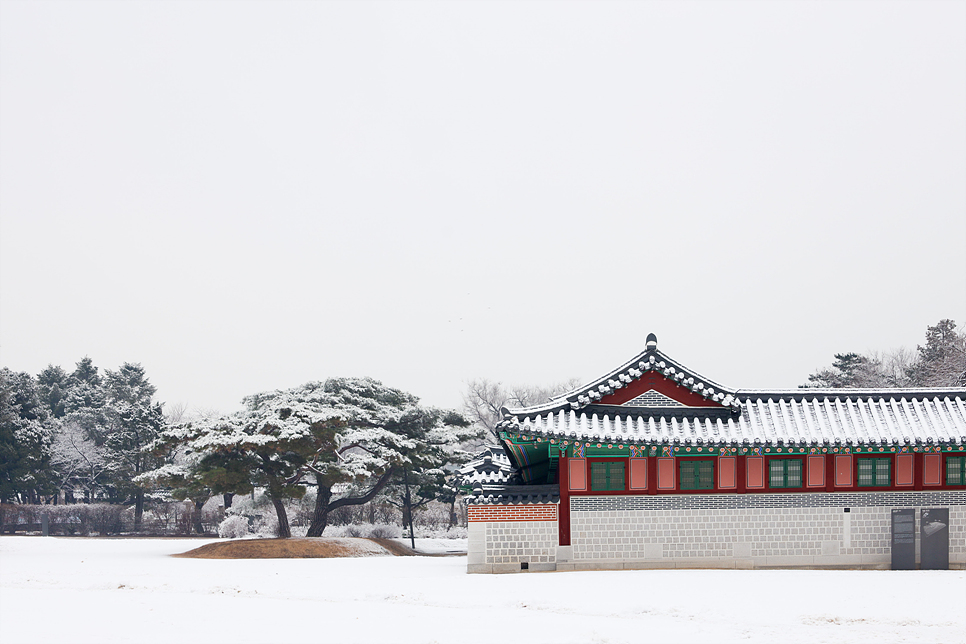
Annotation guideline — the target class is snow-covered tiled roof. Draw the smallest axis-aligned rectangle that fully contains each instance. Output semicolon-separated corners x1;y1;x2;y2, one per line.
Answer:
504;334;740;415
501;391;966;447
458;445;516;485
464;483;559;505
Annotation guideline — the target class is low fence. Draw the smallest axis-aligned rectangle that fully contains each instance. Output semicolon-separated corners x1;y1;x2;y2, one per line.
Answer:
0;503;219;536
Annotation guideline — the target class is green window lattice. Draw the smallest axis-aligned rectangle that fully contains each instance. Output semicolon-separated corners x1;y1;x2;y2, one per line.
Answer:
768;459;803;488
679;460;714;490
857;458;891;487
590;462;625;491
947;456;966;486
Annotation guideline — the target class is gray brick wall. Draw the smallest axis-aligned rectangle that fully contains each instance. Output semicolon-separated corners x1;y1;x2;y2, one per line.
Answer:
569;492;966;565
625;391;683;406
483;521;558;564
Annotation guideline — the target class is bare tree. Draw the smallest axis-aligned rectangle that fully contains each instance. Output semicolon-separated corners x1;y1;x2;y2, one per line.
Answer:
462;378;581;441
50;419;109;503
163;402;190;425
880;347;916;388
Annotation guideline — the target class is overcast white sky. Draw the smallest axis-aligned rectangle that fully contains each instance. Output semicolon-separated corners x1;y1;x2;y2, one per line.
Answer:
1;1;964;414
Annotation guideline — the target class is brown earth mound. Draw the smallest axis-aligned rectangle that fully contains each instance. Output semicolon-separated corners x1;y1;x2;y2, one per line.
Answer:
369;538;417;556
369;539;464;557
173;537;392;559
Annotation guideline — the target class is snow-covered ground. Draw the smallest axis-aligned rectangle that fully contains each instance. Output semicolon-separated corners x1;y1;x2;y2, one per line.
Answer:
1;537;963;644
397;537;467;554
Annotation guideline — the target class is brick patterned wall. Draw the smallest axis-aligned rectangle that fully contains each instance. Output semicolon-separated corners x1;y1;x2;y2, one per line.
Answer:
484;521;557;564
843;506;966;558
468;504;558;522
570;491;966;511
570;493;966;563
625;391;683;407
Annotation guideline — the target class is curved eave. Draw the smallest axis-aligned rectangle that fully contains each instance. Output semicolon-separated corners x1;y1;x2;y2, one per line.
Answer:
499;392;966;447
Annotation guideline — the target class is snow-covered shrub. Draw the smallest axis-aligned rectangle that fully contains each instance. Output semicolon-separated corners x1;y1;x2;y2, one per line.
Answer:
368;524;400;539
174;501;194;535
0;503;39;531
421;525;467;539
88;504;125;535
218;515;250;539
403;525;467;539
293;492;316;528
253;512;278;537
44;505;87;535
327;523;401;539
416;502;451;530
330;503;355;526
223;492;277;536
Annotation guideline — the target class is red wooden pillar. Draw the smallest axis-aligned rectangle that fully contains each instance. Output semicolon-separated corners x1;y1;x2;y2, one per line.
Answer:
647;454;658;495
558;452;571;546
825;454;835;492
914;452;924;491
736;454;747;494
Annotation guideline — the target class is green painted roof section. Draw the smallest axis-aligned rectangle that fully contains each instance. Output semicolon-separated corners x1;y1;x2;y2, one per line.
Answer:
500;430;963;475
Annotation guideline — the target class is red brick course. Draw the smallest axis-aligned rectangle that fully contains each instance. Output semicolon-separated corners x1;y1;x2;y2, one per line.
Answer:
467;504;558;522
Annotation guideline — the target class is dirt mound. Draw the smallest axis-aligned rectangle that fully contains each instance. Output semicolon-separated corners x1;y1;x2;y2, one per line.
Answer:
370;538;417;556
173;537;392;559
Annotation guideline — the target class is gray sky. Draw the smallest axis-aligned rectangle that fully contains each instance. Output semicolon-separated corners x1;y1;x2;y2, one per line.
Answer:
2;1;964;415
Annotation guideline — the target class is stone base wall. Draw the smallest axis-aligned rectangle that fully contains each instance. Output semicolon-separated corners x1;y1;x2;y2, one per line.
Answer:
562;491;966;571
466;492;966;572
467;504;558;574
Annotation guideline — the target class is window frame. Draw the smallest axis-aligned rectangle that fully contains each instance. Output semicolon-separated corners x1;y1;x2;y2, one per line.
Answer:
590;460;626;492
767;457;804;489
946;455;966;486
679;458;715;491
856;457;891;488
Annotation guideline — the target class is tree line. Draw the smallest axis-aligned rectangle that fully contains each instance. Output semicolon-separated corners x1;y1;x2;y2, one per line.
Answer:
0;359;162;528
1;361;479;540
804;319;965;389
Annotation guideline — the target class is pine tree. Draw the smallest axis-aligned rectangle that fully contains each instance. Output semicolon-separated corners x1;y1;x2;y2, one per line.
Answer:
803;320;966;389
102;363;164;530
36;365;70;418
154;378;473;538
0;369;56;503
50;358;112;503
906;319;966;386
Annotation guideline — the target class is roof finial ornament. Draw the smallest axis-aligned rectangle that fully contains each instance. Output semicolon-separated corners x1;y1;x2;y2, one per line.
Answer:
645;333;658;351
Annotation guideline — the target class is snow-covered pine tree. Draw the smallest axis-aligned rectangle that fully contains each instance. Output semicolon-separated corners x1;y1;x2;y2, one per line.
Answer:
906;319;966;386
0;369;56;503
297;379;474;538
50;358;113;503
156;377;472;538
101;363;164;531
803;320;966;389
383;409;476;547
36;364;71;419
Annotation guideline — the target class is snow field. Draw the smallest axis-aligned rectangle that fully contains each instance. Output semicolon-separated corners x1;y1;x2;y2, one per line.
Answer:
1;537;963;644
395;537;468;554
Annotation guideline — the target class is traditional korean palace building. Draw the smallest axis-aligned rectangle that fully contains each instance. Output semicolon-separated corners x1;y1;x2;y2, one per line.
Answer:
464;334;966;572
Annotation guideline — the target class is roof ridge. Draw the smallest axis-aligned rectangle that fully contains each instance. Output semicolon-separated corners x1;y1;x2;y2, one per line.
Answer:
504;344;739;417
